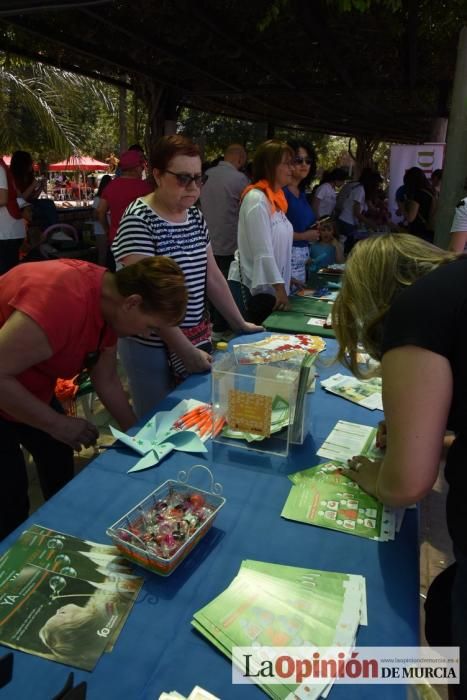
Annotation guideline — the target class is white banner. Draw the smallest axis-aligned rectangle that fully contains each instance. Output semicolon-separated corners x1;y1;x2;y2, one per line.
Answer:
232;646;459;686
388;143;445;219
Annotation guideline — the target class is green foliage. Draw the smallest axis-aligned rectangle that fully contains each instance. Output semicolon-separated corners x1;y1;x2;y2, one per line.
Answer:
327;0;402;11
0;53;122;161
177;108;266;161
177;107;390;176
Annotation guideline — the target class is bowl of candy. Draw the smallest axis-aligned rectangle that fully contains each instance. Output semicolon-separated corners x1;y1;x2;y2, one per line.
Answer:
106;465;225;576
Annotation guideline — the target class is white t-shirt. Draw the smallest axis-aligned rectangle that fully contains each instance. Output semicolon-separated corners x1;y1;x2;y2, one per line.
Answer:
450;197;467;233
314;182;337;217
0;165;26;241
338;183;366;226
450;197;467;251
228;189;293;295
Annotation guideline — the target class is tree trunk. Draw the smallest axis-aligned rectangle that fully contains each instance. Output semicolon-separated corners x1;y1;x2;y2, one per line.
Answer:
141;82;180;152
118;87;128;152
348;136;380;178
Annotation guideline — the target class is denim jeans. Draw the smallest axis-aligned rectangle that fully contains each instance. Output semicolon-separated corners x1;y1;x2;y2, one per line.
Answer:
0;399;74;540
118;338;173;419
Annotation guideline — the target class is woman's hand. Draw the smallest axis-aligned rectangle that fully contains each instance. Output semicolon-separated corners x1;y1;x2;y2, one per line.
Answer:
376;420;387;449
236;321;264;335
273;286;290;311
300;227;320;242
346;456;382;498
291;276;306;291
180;347;212;374
50;415;99;451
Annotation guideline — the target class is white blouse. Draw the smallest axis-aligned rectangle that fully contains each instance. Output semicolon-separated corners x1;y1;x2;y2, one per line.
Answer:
229;189;293;295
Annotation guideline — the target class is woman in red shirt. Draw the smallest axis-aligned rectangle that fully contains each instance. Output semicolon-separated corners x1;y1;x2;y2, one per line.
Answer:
0;255;187;539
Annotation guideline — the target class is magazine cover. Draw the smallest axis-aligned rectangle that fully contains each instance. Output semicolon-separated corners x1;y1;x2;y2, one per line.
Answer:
0;527;133;588
0;564;143;670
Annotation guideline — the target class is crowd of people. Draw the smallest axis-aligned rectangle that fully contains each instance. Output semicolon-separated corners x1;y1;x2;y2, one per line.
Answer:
1;135;466;696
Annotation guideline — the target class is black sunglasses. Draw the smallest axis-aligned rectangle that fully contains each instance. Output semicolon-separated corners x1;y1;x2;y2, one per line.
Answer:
165;170;208;187
293;156;313;165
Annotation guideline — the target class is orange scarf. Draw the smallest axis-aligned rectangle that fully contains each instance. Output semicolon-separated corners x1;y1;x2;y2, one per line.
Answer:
241;180;288;214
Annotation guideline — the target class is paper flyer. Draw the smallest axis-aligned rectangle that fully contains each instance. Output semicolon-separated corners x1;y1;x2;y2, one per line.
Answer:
321;374;383;410
281;463;397;541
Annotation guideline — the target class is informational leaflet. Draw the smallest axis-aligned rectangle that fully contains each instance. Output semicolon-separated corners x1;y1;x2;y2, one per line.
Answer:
316;420;383;464
281;463;397;541
0;527;143;670
192;560;366;700
320;374;383;410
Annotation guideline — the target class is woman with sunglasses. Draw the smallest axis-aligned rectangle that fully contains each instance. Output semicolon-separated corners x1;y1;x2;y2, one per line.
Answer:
112;135;260;418
228;140;295;323
283;140;320;285
0;255;187;539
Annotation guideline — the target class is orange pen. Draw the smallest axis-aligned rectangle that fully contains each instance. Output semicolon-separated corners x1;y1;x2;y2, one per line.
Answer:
212;416;226;437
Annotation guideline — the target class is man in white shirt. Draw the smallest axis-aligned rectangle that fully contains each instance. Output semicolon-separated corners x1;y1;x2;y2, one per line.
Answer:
0;159;26;274
200;143;249;339
449;195;467;252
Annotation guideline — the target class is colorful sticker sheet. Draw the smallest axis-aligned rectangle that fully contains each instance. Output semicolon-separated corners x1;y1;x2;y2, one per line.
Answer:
233;334;325;364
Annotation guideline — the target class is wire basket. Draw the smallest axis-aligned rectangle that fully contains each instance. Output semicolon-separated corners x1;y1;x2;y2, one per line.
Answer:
106;465;225;576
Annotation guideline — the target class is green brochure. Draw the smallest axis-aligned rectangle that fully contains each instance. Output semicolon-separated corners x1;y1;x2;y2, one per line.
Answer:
192;560;367;700
282;463;396;541
320;374;383;411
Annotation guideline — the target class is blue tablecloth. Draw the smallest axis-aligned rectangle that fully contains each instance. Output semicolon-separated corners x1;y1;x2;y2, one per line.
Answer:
0;335;419;700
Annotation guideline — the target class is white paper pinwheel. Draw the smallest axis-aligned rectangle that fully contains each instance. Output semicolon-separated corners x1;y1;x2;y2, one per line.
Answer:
110;399;208;473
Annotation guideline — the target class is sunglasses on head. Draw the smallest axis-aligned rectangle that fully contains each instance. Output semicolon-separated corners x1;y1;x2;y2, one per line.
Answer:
292;156;313;165
165;170;208;187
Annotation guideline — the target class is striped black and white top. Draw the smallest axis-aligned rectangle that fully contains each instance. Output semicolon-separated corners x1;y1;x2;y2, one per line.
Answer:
111;197;209;349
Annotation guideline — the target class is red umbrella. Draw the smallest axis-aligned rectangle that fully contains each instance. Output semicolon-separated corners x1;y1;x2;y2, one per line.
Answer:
1;155;40;171
48;156;109;172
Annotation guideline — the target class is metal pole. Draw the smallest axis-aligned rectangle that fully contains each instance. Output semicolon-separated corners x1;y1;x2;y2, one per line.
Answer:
434;27;467;249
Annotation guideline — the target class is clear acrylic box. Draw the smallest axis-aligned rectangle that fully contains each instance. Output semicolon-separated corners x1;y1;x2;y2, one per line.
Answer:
211;352;309;458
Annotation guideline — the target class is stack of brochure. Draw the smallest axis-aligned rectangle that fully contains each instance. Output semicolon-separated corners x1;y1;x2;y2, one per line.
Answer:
0;525;143;670
192;559;367;700
290;352;315;443
281;463;399;541
320;374;383;410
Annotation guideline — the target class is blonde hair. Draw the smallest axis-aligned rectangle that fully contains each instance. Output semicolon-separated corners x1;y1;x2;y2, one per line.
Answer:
333;234;459;378
39;598;106;666
115;256;187;325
